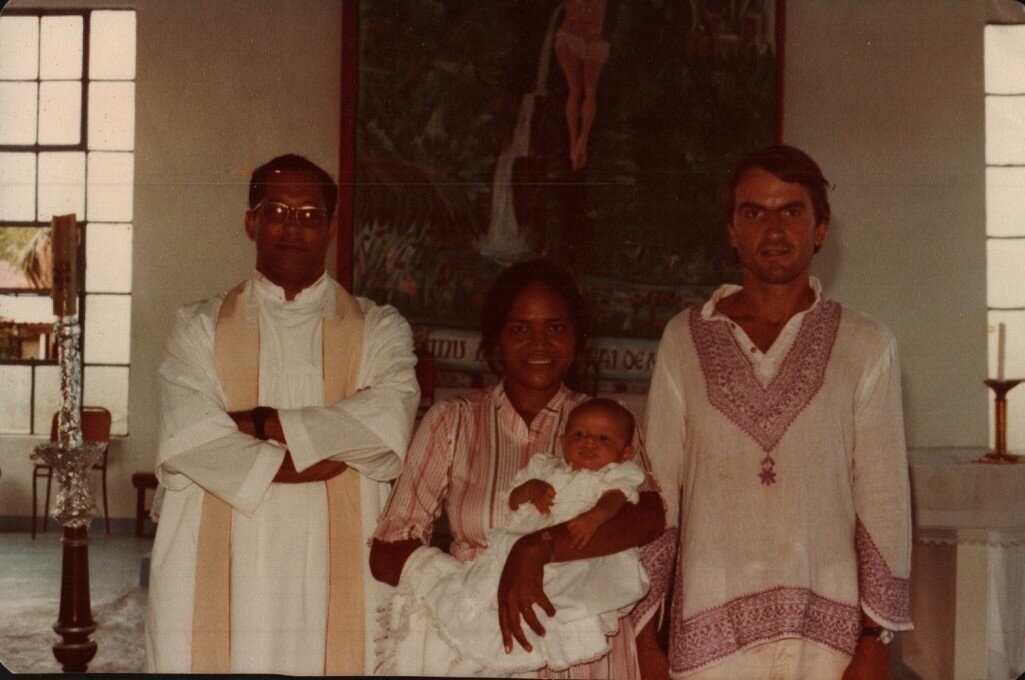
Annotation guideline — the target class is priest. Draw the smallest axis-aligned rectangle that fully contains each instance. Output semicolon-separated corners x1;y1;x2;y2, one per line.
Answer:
145;154;419;674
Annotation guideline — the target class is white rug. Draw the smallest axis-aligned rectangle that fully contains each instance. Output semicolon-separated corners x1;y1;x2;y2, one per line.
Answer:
0;587;146;673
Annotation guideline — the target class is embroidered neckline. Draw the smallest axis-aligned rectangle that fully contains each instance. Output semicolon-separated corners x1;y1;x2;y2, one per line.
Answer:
689;299;842;484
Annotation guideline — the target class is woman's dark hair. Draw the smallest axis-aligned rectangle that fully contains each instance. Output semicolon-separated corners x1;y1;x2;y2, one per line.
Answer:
479;259;590;388
248;154;339;220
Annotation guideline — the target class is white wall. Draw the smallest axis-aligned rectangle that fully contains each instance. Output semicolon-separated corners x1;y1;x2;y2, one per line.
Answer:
787;0;989;447
0;0;342;521
0;0;994;520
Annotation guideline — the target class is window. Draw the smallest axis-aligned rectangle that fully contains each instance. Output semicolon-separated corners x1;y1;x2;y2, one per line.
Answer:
0;9;135;435
984;22;1025;450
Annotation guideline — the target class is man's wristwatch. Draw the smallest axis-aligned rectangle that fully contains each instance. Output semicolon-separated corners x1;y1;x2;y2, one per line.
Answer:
861;626;895;645
251;406;274;441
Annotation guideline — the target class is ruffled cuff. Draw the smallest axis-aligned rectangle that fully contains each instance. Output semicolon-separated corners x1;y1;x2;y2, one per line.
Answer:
373;516;433;546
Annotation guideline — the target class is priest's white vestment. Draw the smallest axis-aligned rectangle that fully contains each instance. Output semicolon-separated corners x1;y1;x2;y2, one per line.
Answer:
145;272;418;674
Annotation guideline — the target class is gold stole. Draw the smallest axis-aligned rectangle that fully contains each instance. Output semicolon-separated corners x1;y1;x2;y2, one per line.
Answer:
192;280;366;674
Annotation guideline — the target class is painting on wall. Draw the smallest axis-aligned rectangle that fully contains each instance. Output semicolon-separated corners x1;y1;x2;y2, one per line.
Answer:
352;0;782;387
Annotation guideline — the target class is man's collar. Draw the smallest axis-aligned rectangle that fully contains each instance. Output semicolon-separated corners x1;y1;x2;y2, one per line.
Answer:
243;271;334;323
701;276;823;322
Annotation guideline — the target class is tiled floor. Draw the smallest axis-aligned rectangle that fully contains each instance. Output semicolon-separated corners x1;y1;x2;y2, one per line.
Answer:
0;531;932;677
0;530;150;673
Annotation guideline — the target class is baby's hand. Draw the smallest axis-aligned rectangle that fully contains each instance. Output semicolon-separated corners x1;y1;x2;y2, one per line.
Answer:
566;510;603;549
509;479;556;514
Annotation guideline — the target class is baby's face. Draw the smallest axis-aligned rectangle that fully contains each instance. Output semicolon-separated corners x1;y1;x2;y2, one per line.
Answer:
560;408;633;471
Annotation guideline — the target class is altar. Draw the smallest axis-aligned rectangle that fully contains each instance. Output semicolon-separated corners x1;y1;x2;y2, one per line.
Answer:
903;448;1025;680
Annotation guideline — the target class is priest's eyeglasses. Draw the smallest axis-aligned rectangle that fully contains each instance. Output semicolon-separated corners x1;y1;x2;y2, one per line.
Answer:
249;201;328;229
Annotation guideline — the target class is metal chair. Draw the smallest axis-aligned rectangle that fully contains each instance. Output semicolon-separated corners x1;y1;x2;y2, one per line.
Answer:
32;407;112;538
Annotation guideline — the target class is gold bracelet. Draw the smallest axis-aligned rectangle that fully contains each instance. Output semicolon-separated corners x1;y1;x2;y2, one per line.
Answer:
538;530;555;564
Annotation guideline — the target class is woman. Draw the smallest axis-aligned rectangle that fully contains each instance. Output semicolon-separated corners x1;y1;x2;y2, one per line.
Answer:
370;259;671;678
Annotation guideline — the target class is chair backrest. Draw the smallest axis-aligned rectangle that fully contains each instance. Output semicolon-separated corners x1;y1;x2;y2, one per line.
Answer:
49;407;112;466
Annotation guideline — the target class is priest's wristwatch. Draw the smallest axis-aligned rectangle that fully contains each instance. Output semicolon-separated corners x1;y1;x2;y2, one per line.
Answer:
861;626;895;645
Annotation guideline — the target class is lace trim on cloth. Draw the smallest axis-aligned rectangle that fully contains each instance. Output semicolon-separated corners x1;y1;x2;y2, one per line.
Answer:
855;517;911;626
630;527;677;628
668;585;861;674
689;300;842;483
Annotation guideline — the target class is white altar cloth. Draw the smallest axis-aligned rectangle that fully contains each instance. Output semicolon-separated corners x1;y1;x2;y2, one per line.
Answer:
905;447;1025;680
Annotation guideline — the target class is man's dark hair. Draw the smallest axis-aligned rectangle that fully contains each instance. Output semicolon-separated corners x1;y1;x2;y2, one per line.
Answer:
568;398;635;443
248;154;339;220
722;145;831;227
479;259;590;385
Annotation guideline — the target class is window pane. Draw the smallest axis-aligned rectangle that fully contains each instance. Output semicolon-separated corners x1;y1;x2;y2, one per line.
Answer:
38;152;86;222
986;96;1025;165
88;82;134;151
988;310;1025;381
0;294;56;324
89;11;136;80
32;364;60;435
85;224;132;293
40;16;83;80
83;293;130;364
0;364;32;433
987;239;1025;308
0;318;54;360
0;153;37;221
0;82;38;144
0;226;51;290
83;365;128;435
39;81;82;145
86;152;133;222
985;25;1025;94
986;167;1025;237
0;16;39;80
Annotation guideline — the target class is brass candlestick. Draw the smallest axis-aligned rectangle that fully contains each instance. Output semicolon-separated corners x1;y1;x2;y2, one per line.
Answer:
979;379;1023;464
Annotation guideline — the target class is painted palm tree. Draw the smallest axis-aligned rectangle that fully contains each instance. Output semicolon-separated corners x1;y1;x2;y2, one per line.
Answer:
7;228;52;289
355;156;479;244
354;156;482;316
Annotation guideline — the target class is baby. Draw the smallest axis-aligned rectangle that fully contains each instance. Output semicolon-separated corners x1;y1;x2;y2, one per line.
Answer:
377;399;650;676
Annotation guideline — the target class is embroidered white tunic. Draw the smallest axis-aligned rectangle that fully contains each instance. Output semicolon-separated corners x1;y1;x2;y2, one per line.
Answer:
644;279;912;677
145;272;419;674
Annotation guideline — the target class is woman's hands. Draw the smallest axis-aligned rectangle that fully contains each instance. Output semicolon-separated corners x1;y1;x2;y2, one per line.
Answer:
497;533;556;653
497;490;666;653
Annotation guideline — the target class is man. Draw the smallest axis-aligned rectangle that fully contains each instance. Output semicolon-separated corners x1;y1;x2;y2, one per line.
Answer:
145;154;419;674
645;145;912;679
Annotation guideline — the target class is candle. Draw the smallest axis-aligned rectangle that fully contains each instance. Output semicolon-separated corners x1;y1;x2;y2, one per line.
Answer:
997;322;1006;381
50;214;78;317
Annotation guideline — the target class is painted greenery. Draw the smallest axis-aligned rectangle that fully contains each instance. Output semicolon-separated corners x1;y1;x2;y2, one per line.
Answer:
355;0;777;338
